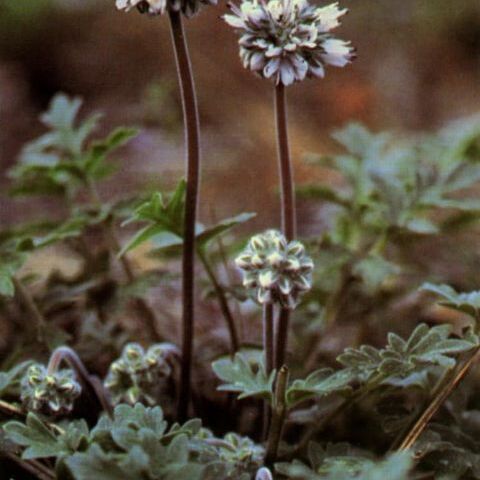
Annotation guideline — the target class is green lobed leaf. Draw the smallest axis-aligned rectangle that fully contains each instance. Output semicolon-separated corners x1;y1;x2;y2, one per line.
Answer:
212;353;275;401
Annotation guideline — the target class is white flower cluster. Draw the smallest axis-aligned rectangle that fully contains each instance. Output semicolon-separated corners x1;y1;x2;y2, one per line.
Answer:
116;0;216;17
235;229;313;309
21;364;81;416
224;0;355;85
104;343;176;405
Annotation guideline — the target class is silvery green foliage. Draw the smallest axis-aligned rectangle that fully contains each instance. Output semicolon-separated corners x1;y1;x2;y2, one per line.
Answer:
235;230;314;309
212;353;276;401
116;0;216;18
9;93;137;199
337;323;478;386
223;0;355;86
104;342;176;405
276;445;413;479
20;363;81;417
195;430;265;478
421;282;480;320
3;403;266;480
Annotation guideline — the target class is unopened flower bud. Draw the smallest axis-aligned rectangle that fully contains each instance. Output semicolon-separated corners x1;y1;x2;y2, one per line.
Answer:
104;342;177;405
21;364;81;417
235;229;313;309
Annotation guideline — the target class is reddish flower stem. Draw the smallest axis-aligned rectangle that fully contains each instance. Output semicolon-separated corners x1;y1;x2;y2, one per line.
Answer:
169;10;201;422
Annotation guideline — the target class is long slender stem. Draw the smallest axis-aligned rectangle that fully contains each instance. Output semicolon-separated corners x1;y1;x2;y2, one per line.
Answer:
169;10;201;422
275;309;290;369
198;249;240;354
262;303;275;440
263;303;274;374
398;346;480;451
265;365;289;465
274;83;296;371
13;276;47;346
274;83;296;241
47;346;113;417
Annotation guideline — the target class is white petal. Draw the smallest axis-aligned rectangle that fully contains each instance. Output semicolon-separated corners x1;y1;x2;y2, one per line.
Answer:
263;57;281;78
321;38;354;67
316;3;348;33
223;14;245;28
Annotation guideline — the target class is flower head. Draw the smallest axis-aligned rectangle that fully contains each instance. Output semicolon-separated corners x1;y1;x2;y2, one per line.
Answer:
116;0;216;18
224;0;355;85
104;342;178;405
21;364;81;416
235;229;313;309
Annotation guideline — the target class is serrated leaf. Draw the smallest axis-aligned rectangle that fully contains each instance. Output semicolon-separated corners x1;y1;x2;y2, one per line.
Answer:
212;353;275;401
421;282;480;319
4;413;66;459
286;369;354;408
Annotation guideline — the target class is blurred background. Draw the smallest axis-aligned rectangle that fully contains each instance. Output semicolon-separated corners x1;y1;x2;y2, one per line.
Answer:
1;0;480;231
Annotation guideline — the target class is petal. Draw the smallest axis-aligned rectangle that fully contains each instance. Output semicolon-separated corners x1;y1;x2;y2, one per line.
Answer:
263;57;281;78
321;38;354;67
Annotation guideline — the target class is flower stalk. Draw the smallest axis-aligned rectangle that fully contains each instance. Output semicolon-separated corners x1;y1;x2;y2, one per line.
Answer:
169;9;201;422
47;346;113;417
263;303;274;375
265;365;289;465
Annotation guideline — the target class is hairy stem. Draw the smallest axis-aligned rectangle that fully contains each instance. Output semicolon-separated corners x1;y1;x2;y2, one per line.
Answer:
398;346;480;451
13;276;47;346
169;10;201;422
198;249;240;354
47;346;113;417
265;365;289;465
274;83;296;372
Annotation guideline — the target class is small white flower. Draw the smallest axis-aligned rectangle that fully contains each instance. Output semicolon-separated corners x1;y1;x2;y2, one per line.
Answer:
224;0;355;85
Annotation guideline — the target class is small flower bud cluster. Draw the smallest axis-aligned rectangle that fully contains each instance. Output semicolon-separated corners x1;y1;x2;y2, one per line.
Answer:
224;0;355;86
21;364;81;416
116;0;216;18
104;342;175;405
235;230;313;309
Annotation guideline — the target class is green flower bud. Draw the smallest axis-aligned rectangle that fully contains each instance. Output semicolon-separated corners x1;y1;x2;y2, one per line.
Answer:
104;342;177;406
21;364;81;417
235;230;314;309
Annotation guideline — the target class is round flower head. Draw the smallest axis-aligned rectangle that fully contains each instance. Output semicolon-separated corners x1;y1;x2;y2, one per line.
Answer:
235;229;313;309
223;0;355;85
21;364;81;417
116;0;216;17
104;342;177;405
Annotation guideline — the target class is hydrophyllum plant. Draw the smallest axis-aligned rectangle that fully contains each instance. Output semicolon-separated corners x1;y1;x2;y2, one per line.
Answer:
116;0;215;421
2;103;480;478
224;0;355;370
